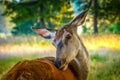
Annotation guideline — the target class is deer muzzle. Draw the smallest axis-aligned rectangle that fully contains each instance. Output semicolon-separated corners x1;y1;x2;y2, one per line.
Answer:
54;58;68;71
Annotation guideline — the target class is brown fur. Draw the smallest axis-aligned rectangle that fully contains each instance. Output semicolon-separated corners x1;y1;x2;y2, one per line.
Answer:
1;57;77;80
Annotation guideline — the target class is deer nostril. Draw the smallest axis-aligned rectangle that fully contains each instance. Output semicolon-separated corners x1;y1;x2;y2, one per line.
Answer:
54;60;61;68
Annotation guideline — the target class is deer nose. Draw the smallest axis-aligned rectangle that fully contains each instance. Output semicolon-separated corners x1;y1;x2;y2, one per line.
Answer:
54;59;61;68
54;58;66;68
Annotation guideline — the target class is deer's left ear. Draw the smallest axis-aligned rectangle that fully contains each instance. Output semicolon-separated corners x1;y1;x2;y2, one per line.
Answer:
70;9;88;26
32;28;57;40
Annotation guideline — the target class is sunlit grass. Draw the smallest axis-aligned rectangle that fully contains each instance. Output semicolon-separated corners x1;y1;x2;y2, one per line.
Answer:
82;34;120;50
0;35;55;57
0;34;120;54
0;35;51;46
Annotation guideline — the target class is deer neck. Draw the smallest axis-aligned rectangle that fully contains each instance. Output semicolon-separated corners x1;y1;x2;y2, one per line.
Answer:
69;37;89;80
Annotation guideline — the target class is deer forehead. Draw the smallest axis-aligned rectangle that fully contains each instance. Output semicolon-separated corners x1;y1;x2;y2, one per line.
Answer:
55;25;73;39
55;30;70;42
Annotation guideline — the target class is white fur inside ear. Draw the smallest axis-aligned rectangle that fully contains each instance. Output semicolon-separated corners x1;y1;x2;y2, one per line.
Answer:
45;29;56;40
77;26;82;35
36;29;56;40
50;31;56;40
40;29;49;36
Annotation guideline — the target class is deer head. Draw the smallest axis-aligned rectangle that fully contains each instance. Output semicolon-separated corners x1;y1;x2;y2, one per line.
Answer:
32;9;88;71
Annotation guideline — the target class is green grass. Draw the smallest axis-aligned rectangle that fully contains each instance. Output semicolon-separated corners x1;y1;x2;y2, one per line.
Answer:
0;57;22;77
91;54;108;62
0;55;41;77
89;53;120;80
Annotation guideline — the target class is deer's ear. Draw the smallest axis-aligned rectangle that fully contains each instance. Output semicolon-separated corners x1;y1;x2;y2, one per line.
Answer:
32;28;56;40
70;9;88;26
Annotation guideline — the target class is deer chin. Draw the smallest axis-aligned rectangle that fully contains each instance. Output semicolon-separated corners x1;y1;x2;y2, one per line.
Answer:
59;63;68;71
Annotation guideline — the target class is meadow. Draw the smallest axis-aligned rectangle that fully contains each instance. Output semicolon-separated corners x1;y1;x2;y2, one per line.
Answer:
0;34;120;80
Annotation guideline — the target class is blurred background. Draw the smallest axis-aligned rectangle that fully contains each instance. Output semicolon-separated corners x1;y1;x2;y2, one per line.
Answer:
0;0;120;80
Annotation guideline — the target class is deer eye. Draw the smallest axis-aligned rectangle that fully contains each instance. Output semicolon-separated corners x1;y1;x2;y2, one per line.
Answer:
65;33;71;40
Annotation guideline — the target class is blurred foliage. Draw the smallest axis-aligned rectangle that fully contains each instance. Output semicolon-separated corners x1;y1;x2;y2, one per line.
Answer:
0;4;6;33
97;21;120;34
97;0;120;22
108;21;120;34
1;0;74;35
1;0;73;24
11;20;35;35
0;0;120;35
74;0;120;34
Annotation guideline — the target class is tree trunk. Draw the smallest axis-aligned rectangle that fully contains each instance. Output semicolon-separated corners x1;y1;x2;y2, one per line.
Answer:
40;18;45;28
93;0;98;34
39;4;45;28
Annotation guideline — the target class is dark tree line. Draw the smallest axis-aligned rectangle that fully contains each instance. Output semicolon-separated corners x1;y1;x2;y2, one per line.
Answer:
74;0;120;34
0;0;74;35
0;0;120;35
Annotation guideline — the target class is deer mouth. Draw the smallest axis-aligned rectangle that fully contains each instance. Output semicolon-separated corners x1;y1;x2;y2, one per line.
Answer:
54;60;69;71
59;63;68;71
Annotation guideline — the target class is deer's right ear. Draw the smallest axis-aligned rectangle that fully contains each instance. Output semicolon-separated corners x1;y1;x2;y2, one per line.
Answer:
70;9;88;26
32;28;57;40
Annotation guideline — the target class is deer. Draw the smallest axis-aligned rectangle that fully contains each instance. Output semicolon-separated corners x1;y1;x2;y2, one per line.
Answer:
1;9;89;80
